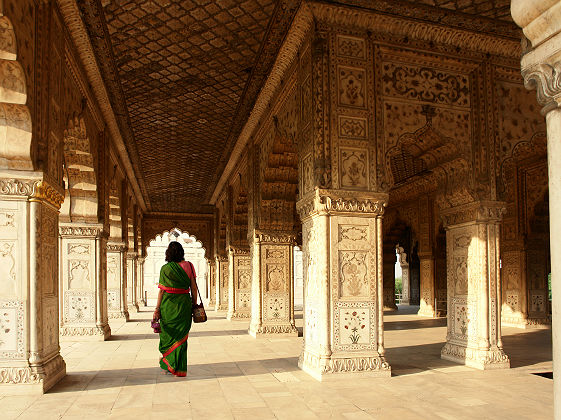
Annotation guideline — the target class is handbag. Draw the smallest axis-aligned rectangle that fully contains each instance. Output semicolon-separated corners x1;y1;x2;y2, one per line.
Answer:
192;285;207;323
151;318;161;333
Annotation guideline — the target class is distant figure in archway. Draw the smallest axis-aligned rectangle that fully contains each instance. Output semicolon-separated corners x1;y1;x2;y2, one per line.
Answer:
153;241;198;376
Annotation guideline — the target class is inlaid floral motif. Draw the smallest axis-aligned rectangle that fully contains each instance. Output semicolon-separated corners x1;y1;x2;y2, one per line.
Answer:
338;67;365;108
342;310;367;344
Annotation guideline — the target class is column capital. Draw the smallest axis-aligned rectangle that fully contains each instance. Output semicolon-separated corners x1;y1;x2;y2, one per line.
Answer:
440;201;506;228
252;230;297;245
107;241;127;252
523;61;561;115
0;174;64;209
228;245;250;255
296;189;388;220
59;222;107;238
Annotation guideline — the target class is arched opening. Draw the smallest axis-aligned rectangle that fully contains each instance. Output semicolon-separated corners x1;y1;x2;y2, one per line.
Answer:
143;228;207;306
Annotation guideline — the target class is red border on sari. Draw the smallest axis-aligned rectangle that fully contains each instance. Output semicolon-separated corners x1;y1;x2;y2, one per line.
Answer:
158;284;191;294
160;333;189;377
161;357;187;377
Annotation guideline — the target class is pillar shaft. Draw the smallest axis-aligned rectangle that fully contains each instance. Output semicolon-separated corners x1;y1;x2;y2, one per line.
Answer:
59;223;111;340
227;246;251;320
106;243;129;320
296;190;390;379
248;232;298;337
382;252;397;310
547;108;561;418
0;175;66;394
418;255;436;317
207;259;216;307
214;256;228;311
440;201;509;369
126;253;138;313
137;257;145;306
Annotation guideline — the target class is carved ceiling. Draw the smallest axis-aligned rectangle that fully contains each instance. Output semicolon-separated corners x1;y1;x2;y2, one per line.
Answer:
78;0;517;215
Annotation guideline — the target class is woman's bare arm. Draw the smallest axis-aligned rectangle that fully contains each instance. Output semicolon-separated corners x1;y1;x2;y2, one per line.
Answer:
153;288;164;320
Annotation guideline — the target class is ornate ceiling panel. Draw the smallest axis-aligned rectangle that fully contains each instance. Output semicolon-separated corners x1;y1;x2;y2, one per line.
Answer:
98;0;277;212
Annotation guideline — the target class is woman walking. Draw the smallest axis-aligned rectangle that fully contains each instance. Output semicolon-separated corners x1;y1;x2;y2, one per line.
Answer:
153;241;198;377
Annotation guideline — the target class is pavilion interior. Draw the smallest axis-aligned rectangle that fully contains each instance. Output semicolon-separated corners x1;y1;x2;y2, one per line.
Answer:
0;0;557;417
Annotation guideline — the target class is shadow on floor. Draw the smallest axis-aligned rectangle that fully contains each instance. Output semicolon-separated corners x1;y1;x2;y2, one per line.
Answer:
502;328;552;368
384;318;446;330
48;357;301;393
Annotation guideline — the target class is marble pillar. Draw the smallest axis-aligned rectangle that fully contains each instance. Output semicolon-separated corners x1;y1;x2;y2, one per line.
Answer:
126;252;138;313
137;256;145;306
440;201;509;369
382;250;397;311
398;250;410;305
418;254;436;317
214;256;228;311
106;242;129;320
296;190;390;379
248;232;298;337
207;258;216;308
59;223;110;340
227;246;251;320
0;175;66;394
510;2;561;412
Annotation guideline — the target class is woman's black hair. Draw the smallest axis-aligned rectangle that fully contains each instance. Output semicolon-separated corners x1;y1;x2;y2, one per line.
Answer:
165;241;185;263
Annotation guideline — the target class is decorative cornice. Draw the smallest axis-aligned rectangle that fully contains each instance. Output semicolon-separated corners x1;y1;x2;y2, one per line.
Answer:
523;61;561;115
253;230;298;244
228;246;250;255
0;177;65;209
297;189;387;220
310;2;520;58
59;223;106;238
107;242;126;252
440;201;506;228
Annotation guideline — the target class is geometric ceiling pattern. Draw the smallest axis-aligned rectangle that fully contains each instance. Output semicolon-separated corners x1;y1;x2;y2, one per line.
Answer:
102;0;276;212
410;0;512;21
81;0;517;214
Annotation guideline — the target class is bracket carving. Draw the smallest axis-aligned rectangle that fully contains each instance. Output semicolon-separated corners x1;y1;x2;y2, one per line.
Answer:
523;61;561;115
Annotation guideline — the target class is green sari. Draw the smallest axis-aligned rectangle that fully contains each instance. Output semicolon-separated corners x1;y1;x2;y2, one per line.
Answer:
158;262;193;376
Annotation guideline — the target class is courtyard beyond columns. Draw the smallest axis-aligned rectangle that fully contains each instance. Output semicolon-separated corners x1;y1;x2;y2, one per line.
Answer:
2;307;552;420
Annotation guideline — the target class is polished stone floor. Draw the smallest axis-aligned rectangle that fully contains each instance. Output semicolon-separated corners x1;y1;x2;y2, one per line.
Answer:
3;306;552;419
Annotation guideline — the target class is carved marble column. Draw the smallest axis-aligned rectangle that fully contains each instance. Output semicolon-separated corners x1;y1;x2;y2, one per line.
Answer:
382;249;397;310
59;223;110;340
440;202;509;369
296;190;390;379
106;242;129;320
510;1;561;412
0;176;66;393
418;254;436;317
126;252;138;313
214;256;228;311
397;249;410;305
248;232;298;337
227;246;251;320
136;256;145;306
207;258;216;308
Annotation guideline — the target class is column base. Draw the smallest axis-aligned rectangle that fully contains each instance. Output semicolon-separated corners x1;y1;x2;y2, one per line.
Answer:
0;354;66;395
108;311;130;321
215;304;228;311
383;305;398;312
441;342;510;370
501;314;551;329
227;311;251;321
208;299;216;309
128;304;139;314
417;306;436;317
298;350;391;381
248;323;298;338
60;324;111;341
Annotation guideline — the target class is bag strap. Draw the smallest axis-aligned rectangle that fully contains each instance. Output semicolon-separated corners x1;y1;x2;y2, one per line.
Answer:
188;261;204;308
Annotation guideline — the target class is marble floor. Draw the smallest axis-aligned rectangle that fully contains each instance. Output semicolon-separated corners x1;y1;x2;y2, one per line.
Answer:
3;306;552;419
